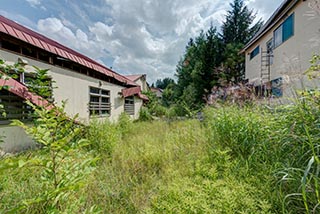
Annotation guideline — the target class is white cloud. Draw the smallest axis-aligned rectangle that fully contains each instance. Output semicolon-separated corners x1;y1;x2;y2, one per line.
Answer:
37;17;106;60
26;0;41;6
246;0;283;22
30;0;283;83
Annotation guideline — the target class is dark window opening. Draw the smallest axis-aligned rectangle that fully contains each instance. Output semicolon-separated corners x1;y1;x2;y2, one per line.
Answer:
38;52;51;63
2;40;21;53
22;47;37;58
53;57;63;66
62;61;73;70
250;45;260;60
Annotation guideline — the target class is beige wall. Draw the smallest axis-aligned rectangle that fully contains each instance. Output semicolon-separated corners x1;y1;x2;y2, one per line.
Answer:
245;0;320;89
133;96;143;118
0;49;143;122
0;125;36;153
134;76;148;91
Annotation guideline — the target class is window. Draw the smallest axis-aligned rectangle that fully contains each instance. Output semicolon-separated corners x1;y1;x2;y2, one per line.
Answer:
250;45;260;60
124;96;134;115
0;90;33;124
89;87;111;116
273;13;294;48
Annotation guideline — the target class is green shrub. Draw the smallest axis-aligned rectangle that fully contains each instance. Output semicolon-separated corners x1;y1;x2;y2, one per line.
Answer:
117;112;133;137
138;107;153;121
87;119;121;156
1;102;96;213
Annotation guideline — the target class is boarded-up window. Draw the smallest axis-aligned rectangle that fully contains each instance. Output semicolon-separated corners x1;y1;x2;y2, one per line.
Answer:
124;96;134;115
89;86;110;116
0;90;33;124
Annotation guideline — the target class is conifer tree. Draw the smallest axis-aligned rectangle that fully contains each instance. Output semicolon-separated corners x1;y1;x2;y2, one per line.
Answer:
221;0;262;82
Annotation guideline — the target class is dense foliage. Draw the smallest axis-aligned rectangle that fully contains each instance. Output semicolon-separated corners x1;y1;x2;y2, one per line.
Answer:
174;0;262;109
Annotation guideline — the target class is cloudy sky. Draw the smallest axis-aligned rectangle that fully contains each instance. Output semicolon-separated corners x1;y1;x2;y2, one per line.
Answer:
0;0;282;83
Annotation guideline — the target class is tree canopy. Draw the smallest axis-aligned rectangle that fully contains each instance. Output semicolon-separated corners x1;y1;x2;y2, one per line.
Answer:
172;0;262;109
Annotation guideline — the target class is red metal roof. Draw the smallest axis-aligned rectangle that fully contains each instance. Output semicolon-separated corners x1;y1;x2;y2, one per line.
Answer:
138;92;149;101
0;74;53;110
0;15;137;87
122;86;149;101
122;86;141;98
125;74;145;82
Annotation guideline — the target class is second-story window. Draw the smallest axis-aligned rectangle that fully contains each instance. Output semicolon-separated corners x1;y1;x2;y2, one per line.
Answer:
274;13;294;48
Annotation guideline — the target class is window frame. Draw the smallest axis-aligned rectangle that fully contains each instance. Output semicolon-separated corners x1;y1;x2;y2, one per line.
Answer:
88;86;111;117
250;45;260;60
273;13;294;49
124;96;135;115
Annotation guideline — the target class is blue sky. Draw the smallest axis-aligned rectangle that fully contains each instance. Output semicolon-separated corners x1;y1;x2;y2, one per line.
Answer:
0;0;283;83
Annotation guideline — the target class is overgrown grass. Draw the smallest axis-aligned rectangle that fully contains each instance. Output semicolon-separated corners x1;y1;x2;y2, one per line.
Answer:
1;93;320;213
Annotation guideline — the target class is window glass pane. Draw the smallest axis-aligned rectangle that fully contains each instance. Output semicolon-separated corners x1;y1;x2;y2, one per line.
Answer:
101;97;109;103
90;87;100;94
101;110;110;115
101;90;109;96
283;14;294;41
250;45;260;59
90;96;99;103
274;26;282;47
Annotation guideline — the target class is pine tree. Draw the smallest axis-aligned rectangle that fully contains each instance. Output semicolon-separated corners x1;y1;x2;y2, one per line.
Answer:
175;26;223;107
221;0;263;82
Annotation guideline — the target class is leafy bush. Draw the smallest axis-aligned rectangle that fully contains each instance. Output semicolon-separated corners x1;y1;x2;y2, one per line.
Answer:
87;119;121;156
117;112;133;136
0;102;96;213
138;107;153;121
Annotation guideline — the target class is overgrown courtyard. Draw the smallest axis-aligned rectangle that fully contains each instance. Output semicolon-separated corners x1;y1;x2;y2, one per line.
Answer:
1;93;320;213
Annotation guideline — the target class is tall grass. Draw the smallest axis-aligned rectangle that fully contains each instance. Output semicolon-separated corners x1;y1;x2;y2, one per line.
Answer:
1;93;320;213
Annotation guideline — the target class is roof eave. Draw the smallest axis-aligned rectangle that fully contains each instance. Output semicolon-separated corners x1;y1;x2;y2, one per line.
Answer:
241;0;299;53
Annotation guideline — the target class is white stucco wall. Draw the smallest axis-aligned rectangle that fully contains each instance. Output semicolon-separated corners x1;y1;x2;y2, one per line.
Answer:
134;77;148;91
0;125;36;153
133;96;143;119
0;49;143;122
245;0;320;89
